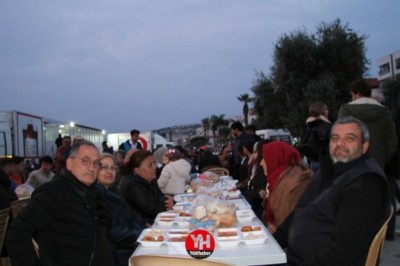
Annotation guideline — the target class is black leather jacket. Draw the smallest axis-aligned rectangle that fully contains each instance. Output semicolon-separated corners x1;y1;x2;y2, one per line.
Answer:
118;174;166;226
7;170;115;266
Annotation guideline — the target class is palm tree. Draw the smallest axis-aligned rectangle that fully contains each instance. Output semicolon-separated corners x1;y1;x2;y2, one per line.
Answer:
201;117;210;136
210;114;227;148
237;93;253;127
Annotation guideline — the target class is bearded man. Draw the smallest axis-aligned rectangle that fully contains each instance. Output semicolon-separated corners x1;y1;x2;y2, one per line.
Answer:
273;116;391;265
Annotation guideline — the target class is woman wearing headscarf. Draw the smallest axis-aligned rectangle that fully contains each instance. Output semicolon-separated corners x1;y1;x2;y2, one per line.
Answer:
261;141;312;233
153;147;169;179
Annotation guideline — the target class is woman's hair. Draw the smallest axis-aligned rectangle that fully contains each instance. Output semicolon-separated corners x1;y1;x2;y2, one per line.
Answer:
243;139;256;154
128;150;153;170
99;153;116;164
308;101;327;117
167;148;184;162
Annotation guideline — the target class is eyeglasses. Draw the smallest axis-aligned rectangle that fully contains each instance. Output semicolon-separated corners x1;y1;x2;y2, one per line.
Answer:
72;156;101;169
100;165;117;171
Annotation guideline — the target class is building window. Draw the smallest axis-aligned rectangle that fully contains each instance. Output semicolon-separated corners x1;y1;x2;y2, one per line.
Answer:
379;63;390;75
396;58;400;70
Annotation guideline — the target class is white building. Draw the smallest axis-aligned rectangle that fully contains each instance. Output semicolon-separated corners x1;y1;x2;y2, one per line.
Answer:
377;49;400;87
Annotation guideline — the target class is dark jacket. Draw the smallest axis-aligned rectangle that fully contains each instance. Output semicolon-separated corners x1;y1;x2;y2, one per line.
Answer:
6;170;115;266
95;184;142;266
198;151;222;172
281;154;390;265
119;140;142;152
0;168;18;209
339;99;398;167
118;174;166;226
242;169;266;219
302;118;331;161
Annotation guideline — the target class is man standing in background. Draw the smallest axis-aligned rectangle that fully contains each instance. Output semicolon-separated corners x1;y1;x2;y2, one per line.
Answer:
119;129;143;152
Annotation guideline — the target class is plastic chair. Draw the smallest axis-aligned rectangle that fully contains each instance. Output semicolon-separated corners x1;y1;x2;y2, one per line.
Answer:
365;207;393;266
0;208;10;217
203;167;229;176
0;212;10;265
10;198;30;219
130;255;234;266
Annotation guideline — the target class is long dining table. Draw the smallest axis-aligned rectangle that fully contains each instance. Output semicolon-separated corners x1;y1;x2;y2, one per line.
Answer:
130;190;287;266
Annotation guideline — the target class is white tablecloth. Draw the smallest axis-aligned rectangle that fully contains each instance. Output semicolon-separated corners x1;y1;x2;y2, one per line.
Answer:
131;195;287;266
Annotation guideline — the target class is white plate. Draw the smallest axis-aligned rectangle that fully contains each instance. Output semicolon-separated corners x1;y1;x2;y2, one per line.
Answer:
155;212;178;226
242;231;268;245
215;228;240;242
239;225;263;233
215;225;240;247
227;190;241;198
138;229;166;247
236;210;256;223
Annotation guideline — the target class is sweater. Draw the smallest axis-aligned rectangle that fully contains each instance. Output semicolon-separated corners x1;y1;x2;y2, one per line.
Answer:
157;159;191;195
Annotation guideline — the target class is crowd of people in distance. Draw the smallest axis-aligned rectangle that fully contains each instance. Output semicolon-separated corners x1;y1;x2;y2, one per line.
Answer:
1;78;400;265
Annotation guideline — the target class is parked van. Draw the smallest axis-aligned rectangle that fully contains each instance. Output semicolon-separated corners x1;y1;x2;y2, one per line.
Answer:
256;129;293;145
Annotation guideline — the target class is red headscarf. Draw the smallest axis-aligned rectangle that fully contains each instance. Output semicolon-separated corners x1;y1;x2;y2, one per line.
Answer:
262;141;301;224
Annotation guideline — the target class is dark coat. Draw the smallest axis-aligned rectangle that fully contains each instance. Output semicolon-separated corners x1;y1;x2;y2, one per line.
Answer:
198;151;222;172
339;100;398;167
118;174;166;226
95;184;143;266
275;155;390;265
301;118;331;161
6;170;115;266
0;168;18;209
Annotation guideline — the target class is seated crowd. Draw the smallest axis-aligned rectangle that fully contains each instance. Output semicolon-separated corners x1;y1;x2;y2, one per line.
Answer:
1;79;398;265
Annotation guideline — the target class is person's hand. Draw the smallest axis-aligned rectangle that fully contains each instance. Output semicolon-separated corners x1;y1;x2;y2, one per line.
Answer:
259;189;267;199
267;223;277;234
164;195;174;210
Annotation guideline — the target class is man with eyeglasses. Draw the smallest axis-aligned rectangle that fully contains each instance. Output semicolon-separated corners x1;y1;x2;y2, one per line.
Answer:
7;140;116;266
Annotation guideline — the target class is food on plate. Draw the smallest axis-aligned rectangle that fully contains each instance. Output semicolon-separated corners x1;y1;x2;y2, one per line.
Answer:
168;230;189;234
243;232;265;240
159;214;176;219
241;226;262;232
217;231;238;237
141;235;164;242
179;212;192;217
168;236;188;242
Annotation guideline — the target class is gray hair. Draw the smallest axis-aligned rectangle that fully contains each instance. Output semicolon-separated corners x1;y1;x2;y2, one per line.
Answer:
99;153;116;163
68;140;98;158
332;116;369;143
